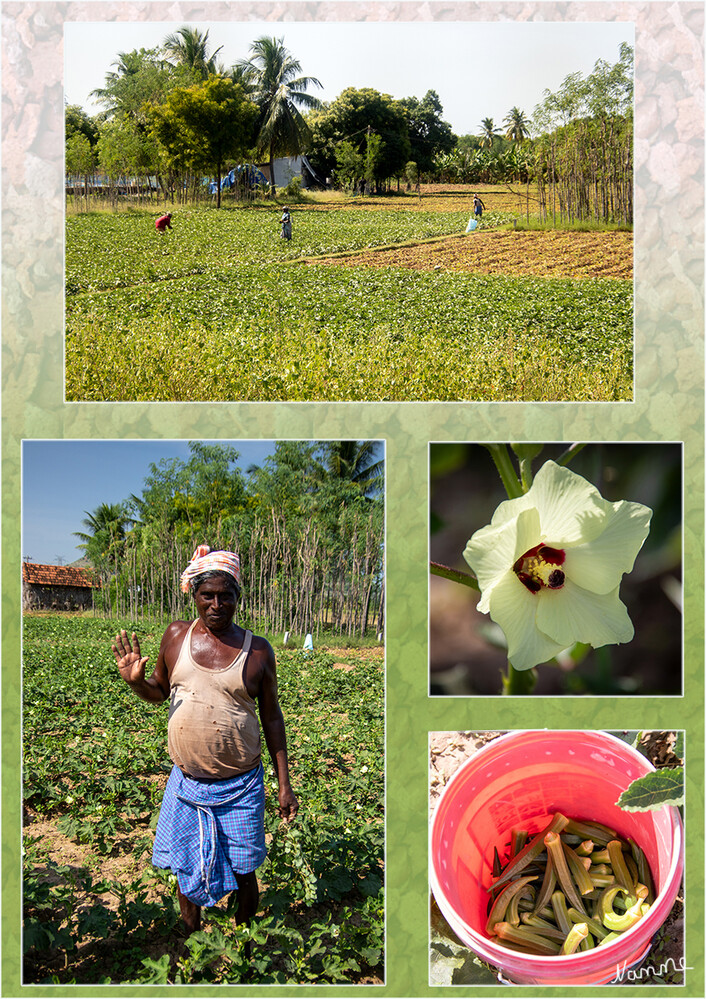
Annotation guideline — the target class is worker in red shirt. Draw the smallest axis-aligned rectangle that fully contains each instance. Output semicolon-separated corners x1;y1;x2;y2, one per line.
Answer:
156;212;172;233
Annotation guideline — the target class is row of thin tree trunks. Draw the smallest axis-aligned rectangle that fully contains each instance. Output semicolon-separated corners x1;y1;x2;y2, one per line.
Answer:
535;126;633;225
93;512;385;639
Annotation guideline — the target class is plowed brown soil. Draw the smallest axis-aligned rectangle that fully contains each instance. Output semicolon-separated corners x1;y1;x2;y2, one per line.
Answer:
308;230;633;281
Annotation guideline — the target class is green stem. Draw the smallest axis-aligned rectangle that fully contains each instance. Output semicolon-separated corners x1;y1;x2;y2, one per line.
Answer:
556;443;588;467
502;662;537;695
483;444;523;499
430;562;480;591
519;457;534;491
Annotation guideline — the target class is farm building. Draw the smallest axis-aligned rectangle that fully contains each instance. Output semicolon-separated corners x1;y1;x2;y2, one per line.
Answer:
261;155;325;190
22;562;100;612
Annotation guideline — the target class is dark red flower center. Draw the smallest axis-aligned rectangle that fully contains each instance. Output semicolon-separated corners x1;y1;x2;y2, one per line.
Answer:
513;544;566;594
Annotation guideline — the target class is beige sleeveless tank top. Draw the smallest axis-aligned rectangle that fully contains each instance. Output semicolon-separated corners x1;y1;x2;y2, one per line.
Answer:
167;621;262;779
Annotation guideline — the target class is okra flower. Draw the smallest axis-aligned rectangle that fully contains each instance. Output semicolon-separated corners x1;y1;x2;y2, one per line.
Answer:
463;460;652;671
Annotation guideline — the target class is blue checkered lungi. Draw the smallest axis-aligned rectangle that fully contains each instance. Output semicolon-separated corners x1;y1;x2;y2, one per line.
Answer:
152;763;267;906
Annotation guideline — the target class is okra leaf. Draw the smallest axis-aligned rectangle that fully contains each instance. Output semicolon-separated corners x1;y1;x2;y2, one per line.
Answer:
617;767;684;811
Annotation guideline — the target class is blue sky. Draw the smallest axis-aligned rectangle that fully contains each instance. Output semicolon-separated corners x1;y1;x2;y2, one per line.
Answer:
22;440;276;565
65;19;634;136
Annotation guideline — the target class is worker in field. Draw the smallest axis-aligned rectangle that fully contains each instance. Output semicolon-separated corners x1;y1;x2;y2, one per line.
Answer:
473;194;486;220
155;212;172;233
112;544;298;937
279;206;292;240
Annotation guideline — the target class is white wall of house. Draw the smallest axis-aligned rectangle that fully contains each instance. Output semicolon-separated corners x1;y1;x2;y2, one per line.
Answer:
272;156;304;189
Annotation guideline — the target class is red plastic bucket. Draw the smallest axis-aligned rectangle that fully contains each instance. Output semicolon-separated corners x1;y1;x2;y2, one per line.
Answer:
430;730;683;985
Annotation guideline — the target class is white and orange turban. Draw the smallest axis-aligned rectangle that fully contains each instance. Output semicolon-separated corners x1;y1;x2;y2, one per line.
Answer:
180;544;241;593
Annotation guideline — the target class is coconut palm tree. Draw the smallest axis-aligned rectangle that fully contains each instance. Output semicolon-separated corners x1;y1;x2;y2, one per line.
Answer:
89;48;168;120
503;106;531;143
162;25;224;79
315;441;385;499
238;36;323;195
479;117;500;149
74;502;133;567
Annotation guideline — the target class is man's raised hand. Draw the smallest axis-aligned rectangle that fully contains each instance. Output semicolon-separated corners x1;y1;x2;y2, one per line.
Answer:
112;630;149;685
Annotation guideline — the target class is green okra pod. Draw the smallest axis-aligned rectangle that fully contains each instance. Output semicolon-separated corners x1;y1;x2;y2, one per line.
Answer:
492;846;503;878
491;813;569;890
597;885;648;932
494;922;561;955
563;841;595;897
597;931;622;948
607;840;635;894
564;818;617;845
628;838;655;904
560;922;589;955
545;832;587;914
532;845;557;915
506;885;535;926
486;875;538;934
603;897;645;932
589;872;616;888
575;839;595;857
567;907;609;940
550;891;572;936
590;848;611;864
520;913;566;942
624;852;640;885
511;828;529;857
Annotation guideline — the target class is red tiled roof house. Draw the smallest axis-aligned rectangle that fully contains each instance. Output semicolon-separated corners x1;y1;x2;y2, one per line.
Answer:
22;563;100;612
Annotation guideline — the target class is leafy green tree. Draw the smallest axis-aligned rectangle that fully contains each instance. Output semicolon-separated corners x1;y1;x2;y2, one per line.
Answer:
307;88;411;190
65;104;100;147
334;140;365;191
146;78;258;206
90;48;173;124
97;116;158;192
135;442;248;540
533;44;633;133
239;36;323;195
162;25;224;80
247;441;318;517
399;90;455;175
65;133;96;202
583;42;634;118
364;130;383;191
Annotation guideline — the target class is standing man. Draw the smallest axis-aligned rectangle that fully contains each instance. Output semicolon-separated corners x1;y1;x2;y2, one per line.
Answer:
473;194;486;221
112;544;298;935
155;211;173;233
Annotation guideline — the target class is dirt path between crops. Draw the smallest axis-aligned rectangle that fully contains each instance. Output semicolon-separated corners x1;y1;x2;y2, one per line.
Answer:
305;230;632;281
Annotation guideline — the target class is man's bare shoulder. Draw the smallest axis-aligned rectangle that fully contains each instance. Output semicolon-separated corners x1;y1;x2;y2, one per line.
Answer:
249;632;275;659
160;619;192;658
250;635;275;669
164;619;193;639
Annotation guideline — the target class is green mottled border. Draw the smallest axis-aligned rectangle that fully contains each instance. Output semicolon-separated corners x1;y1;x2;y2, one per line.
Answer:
2;2;703;997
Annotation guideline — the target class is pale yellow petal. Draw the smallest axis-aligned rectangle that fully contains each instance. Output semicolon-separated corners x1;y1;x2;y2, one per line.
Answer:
464;507;540;613
535;579;634;649
527;460;609;545
563;500;652;594
487;571;566;671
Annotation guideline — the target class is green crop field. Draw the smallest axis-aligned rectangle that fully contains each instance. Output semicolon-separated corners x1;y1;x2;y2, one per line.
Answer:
23;615;384;985
65;196;633;402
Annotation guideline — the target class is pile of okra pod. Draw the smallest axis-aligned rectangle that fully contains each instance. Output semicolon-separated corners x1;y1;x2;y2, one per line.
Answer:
486;812;655;955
